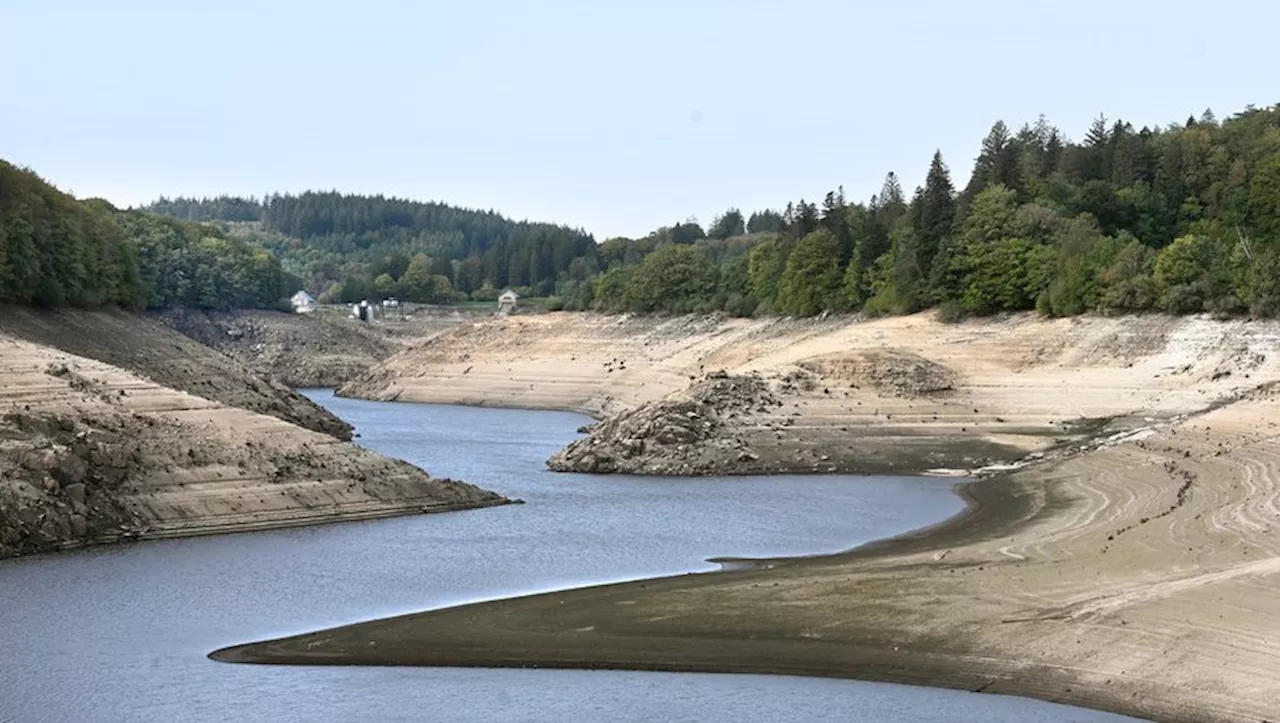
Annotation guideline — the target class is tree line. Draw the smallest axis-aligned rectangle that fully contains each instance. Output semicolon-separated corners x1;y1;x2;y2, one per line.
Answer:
142;191;599;304
1;161;291;311
571;103;1280;319
142;103;1280;320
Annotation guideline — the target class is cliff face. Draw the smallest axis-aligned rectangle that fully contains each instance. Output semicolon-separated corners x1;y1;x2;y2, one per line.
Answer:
0;324;508;559
341;311;1280;475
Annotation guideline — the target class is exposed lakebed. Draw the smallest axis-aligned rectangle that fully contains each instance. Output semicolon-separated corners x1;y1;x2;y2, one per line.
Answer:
0;391;1139;722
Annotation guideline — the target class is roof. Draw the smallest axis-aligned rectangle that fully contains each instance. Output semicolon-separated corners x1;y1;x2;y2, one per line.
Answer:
291;290;316;303
499;289;520;298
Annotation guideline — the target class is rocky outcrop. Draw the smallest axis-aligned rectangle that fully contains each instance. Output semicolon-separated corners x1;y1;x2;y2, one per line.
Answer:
0;334;509;559
547;373;779;475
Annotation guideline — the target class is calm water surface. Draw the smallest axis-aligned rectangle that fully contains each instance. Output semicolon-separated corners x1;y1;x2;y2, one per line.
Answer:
0;391;1139;722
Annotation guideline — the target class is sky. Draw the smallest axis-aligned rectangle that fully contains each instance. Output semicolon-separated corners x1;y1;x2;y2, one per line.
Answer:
2;0;1277;240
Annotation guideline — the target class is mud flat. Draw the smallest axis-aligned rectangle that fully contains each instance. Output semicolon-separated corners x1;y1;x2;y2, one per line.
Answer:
341;311;1280;475
0;330;509;558
213;380;1280;722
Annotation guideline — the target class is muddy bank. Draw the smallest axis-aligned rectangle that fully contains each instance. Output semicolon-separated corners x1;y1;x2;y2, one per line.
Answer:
0;309;353;439
213;382;1280;721
0;332;509;559
342;311;1278;475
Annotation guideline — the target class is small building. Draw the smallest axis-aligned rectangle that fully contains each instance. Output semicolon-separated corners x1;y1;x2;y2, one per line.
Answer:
498;289;519;314
291;290;316;314
351;300;375;323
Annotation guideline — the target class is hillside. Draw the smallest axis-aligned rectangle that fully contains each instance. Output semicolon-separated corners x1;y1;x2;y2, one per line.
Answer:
0;330;508;558
0;309;353;439
154;307;479;389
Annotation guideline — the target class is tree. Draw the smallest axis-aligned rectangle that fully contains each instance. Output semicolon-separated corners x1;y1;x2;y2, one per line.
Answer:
777;230;842;316
747;236;788;309
708;208;746;239
374;273;397;298
912;151;956;276
747;209;784;234
967;121;1022;197
622;244;718;313
397;253;435;302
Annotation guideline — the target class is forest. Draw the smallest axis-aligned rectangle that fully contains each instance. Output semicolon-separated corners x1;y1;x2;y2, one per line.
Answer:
143;103;1280;319
9;101;1279;319
144;192;599;304
580;103;1280;319
0;161;290;311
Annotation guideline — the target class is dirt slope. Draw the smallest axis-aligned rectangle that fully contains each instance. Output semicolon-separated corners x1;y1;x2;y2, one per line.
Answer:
342;311;1277;475
155;307;481;389
0;332;509;558
0;309;353;439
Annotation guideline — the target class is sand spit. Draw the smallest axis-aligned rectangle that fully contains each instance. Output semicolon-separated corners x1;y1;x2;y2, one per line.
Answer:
342;311;1280;475
0;331;509;558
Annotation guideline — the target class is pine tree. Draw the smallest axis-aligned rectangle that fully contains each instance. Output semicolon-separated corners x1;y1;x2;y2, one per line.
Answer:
913;151;957;277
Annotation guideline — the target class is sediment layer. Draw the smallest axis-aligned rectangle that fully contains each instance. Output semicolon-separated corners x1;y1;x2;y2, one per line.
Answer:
0;309;354;439
0;330;508;558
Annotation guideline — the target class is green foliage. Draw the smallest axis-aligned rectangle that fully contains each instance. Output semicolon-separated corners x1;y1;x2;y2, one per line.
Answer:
746;210;784;234
708;208;746;239
1;161;286;312
32;100;1280;324
747;236;789;310
777;230;842;315
621;245;718;314
1153;234;1240;313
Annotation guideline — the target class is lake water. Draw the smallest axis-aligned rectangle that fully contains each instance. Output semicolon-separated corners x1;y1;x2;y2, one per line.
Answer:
0;391;1140;722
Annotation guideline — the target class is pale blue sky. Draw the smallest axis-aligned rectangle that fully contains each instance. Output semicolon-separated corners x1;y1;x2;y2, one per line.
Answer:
2;0;1276;239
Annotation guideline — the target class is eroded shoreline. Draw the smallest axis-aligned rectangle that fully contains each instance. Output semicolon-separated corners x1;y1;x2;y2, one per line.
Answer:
215;390;1280;722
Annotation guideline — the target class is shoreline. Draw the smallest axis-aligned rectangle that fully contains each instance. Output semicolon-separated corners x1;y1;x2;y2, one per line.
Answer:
211;383;1280;721
211;466;1138;712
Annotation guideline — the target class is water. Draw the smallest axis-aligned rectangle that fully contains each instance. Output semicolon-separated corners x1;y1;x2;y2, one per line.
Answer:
0;391;1139;722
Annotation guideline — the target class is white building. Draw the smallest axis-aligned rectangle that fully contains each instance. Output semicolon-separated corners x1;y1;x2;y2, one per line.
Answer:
498;289;519;314
291;290;316;314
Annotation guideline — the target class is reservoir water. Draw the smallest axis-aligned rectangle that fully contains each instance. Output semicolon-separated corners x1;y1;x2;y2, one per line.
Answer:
0;391;1139;722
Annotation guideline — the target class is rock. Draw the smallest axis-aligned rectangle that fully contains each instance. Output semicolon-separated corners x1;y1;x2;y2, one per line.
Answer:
68;513;87;538
63;483;87;505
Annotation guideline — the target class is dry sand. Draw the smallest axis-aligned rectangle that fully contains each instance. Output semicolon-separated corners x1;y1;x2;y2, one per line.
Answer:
342;311;1278;474
217;310;1280;722
0;330;508;558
